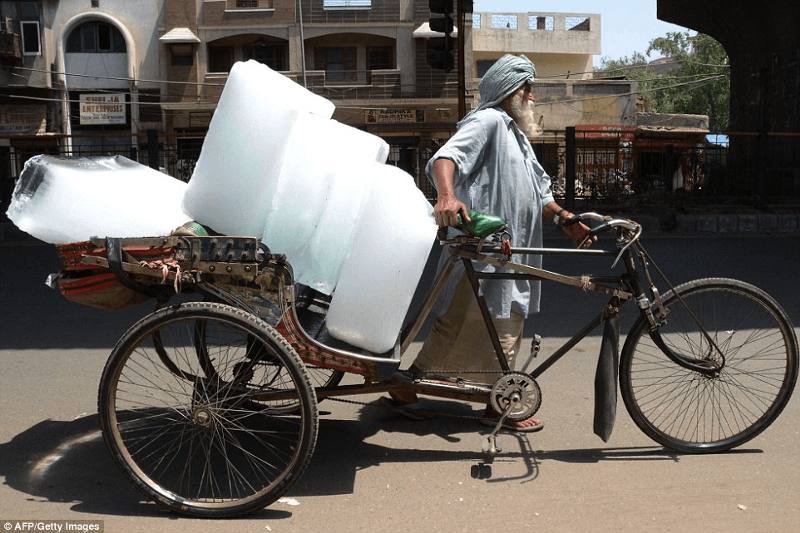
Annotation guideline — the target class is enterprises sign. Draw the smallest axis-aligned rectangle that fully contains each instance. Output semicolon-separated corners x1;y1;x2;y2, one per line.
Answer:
80;94;127;125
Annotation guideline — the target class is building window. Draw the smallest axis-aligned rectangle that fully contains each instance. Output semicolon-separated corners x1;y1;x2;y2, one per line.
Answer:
323;0;371;9
367;47;392;70
315;47;356;82
1;1;42;55
227;0;274;8
476;60;496;78
20;20;38;55
170;44;193;67
208;45;234;73
529;15;554;31
244;41;286;71
566;17;590;31
491;14;517;29
66;21;126;53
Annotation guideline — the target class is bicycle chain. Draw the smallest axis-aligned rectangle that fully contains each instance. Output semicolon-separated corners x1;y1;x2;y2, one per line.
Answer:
327;368;534;422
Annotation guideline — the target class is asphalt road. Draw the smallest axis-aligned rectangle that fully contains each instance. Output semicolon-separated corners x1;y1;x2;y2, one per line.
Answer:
1;234;799;533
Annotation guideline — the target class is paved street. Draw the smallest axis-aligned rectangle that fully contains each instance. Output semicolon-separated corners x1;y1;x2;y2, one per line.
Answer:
1;233;799;532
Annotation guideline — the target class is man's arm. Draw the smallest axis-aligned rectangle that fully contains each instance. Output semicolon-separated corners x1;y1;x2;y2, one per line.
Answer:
430;158;471;227
542;201;596;248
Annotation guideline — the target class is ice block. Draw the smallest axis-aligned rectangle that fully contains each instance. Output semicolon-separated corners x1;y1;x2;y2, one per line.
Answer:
325;165;438;353
181;60;335;237
261;114;389;292
6;155;190;244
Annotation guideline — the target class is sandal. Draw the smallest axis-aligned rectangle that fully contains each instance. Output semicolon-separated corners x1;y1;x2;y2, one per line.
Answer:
480;416;545;433
378;397;437;421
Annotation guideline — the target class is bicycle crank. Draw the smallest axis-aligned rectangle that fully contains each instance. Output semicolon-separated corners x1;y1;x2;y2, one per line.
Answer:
489;373;542;421
483;373;542;456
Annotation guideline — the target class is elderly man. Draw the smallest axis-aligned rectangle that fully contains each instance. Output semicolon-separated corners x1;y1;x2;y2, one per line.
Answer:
385;54;592;432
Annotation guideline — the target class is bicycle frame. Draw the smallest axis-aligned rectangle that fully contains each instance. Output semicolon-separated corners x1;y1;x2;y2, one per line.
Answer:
399;236;635;382
268;212;725;403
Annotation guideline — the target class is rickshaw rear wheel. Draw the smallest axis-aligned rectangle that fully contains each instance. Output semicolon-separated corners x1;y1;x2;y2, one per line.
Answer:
98;301;318;517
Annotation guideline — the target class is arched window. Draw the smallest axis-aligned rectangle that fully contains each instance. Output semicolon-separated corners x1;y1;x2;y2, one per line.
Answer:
66;21;126;53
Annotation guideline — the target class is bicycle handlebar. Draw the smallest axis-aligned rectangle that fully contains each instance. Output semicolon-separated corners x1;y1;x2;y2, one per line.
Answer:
440;211;642;254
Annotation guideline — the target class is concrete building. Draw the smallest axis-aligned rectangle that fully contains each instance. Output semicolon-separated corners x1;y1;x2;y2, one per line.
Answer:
1;1;636;210
0;0;165;198
472;11;600;81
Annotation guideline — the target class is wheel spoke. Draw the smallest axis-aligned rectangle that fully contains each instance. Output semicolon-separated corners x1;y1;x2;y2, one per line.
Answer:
621;279;797;453
99;302;318;517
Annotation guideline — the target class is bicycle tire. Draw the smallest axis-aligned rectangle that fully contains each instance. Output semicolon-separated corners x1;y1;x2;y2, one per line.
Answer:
620;278;798;454
201;295;346;392
98;301;318;517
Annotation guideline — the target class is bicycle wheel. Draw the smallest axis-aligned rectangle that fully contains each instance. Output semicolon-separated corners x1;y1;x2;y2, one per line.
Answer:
98;302;318;517
201;294;345;392
620;278;798;454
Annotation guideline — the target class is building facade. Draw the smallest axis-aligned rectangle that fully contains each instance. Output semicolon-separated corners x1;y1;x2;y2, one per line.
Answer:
2;0;635;214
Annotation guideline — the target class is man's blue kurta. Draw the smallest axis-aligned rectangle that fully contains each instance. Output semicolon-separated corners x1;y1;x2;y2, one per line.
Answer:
425;105;554;319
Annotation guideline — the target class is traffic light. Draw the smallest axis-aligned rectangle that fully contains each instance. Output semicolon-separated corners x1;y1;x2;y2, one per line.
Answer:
427;0;454;71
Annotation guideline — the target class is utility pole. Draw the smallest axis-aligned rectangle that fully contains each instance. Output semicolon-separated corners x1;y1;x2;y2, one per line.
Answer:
457;0;466;119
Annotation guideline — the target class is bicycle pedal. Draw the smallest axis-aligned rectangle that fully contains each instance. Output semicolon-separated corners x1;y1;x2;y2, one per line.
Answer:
482;435;503;455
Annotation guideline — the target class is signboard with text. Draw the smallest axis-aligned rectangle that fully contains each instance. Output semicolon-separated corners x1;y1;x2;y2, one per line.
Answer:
80;94;127;125
365;108;425;124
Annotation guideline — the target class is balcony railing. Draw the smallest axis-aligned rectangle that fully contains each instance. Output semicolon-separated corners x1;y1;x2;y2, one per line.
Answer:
278;69;402;100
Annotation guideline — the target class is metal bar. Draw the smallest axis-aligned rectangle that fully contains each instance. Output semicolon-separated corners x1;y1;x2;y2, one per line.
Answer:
461;245;616;257
400;255;458;353
565;125;576;209
463;259;510;372
529;312;606;379
451;247;634;300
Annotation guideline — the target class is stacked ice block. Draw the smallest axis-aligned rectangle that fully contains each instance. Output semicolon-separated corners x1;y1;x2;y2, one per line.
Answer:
6;60;436;353
183;61;437;353
6;155;190;245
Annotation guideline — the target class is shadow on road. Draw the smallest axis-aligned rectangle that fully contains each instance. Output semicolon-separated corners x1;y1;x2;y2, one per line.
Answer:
0;415;291;519
0;401;766;518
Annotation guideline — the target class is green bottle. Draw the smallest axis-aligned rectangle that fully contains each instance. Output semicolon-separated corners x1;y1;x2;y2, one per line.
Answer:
456;210;507;238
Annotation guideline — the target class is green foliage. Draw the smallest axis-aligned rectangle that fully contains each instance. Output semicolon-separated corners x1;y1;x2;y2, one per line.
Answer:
595;32;730;132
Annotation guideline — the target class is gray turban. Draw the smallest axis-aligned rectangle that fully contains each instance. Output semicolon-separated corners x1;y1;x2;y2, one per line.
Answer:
460;54;536;125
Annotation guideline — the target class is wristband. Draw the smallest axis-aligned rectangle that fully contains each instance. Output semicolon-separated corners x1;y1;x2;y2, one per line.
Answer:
553;209;566;226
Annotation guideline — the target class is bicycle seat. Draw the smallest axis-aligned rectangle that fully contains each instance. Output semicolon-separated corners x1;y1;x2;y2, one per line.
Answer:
456;210;507;238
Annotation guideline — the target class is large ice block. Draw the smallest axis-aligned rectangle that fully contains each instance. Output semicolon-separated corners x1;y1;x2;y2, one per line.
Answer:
6;155;190;244
184;60;390;293
181;60;335;237
325;165;438;353
261;114;388;292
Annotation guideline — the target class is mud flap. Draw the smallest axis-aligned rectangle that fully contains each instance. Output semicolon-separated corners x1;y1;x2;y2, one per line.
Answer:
593;313;620;442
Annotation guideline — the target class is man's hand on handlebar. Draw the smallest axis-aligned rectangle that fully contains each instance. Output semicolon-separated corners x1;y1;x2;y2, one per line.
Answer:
561;213;597;249
434;194;470;227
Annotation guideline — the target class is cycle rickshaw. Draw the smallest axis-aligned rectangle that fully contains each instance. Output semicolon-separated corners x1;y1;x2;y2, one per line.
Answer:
52;212;798;518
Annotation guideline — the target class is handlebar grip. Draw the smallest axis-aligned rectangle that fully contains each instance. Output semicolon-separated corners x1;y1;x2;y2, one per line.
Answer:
587;222;611;237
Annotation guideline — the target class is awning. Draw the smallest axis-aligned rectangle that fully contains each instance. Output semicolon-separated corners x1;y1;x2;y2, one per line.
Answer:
413;22;459;39
159;28;200;44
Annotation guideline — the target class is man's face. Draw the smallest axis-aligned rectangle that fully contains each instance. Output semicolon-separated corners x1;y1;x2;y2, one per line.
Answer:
505;83;541;137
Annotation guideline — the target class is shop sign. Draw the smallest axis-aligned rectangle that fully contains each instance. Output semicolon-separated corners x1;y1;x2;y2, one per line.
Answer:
0;105;47;134
576;124;636;141
80;94;127;125
365;108;425;124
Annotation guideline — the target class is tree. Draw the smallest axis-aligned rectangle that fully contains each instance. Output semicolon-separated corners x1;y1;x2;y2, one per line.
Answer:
596;32;731;132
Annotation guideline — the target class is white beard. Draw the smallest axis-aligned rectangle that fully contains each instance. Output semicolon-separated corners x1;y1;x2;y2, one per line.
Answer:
508;94;542;137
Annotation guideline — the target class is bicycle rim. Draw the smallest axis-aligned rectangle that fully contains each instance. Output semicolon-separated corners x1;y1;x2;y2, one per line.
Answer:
620;278;798;453
98;302;318;517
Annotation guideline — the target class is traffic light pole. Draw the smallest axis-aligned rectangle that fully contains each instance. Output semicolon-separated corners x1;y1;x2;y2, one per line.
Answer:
457;0;466;119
